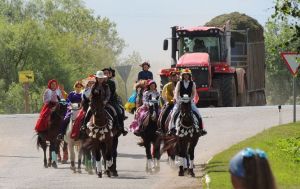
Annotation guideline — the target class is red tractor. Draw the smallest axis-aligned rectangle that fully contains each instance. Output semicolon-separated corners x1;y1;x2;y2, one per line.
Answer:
161;21;266;107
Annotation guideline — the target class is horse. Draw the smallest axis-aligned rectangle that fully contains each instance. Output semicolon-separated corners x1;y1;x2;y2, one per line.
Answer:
64;103;84;173
139;97;161;173
157;103;177;167
36;101;68;168
82;92;115;178
175;97;202;177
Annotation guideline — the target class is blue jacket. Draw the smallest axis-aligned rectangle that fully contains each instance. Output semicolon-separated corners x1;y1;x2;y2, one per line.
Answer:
138;71;153;81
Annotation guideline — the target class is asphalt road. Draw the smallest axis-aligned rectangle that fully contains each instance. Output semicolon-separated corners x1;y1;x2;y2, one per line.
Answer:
0;105;299;189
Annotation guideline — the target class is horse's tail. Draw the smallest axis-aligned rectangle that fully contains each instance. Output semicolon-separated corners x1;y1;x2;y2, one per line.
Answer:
160;135;177;154
36;134;42;150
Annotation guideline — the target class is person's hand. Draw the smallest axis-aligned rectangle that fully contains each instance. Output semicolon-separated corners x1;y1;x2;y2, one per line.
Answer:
173;98;176;103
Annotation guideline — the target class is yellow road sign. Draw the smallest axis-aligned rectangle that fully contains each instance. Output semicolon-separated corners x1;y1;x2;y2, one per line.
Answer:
18;70;34;83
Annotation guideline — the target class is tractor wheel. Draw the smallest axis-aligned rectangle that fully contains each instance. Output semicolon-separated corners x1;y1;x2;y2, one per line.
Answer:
221;75;237;107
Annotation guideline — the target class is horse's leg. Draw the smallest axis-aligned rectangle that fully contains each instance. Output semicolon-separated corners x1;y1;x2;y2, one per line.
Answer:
94;142;102;178
50;142;58;168
177;139;188;176
187;137;199;177
144;138;153;173
48;145;52;167
77;141;82;173
38;136;48;168
151;135;160;173
68;140;76;172
104;140;113;178
111;136;119;176
62;141;68;164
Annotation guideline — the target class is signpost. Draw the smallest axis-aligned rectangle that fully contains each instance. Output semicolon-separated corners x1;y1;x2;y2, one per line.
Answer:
18;70;34;113
115;65;132;100
281;52;300;122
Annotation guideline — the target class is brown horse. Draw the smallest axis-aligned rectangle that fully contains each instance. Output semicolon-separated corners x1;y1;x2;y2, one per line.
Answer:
139;97;161;173
36;101;68;168
82;91;115;178
161;98;202;177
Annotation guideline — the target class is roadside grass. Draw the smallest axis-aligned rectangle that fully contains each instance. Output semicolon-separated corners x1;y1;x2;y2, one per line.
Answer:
203;122;300;189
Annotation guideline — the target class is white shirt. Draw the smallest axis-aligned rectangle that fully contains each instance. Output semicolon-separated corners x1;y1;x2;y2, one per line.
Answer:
43;89;63;104
82;87;92;99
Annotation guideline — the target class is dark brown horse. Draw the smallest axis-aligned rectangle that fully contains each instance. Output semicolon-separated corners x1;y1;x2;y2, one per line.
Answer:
161;98;202;177
82;91;115;178
140;97;161;173
36;101;68;168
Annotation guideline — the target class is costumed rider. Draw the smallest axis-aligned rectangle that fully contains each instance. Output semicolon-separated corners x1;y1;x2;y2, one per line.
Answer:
157;70;179;134
168;68;207;136
137;61;153;81
35;79;64;132
81;75;96;112
81;70;111;130
57;81;84;139
102;67;128;136
129;80;160;135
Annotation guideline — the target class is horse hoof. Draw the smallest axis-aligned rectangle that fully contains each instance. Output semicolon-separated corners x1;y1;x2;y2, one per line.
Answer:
98;172;102;178
178;171;184;176
52;162;58;168
107;171;111;177
62;160;67;164
189;169;195;177
112;171;118;177
44;164;48;168
77;169;82;174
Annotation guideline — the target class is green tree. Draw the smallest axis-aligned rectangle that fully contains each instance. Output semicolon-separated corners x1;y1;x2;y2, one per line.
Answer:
272;0;300;51
265;19;299;104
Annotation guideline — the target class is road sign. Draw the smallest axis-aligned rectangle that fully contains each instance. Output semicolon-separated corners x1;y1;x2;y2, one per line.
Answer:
115;65;132;82
115;65;132;100
280;52;300;76
18;70;34;83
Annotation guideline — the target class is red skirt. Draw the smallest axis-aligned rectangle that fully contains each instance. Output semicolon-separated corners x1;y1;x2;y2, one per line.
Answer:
71;109;86;139
34;103;56;132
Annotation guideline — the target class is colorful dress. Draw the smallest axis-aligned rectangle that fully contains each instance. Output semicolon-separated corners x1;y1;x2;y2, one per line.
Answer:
129;90;160;133
35;86;62;132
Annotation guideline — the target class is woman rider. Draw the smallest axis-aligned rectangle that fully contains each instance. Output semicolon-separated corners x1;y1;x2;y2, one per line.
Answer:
57;81;84;139
168;68;207;136
35;79;63;132
129;80;160;135
102;67;128;136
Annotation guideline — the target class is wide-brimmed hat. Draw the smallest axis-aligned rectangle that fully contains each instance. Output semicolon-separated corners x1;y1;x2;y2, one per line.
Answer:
140;61;150;68
95;70;107;79
168;70;180;77
181;68;192;76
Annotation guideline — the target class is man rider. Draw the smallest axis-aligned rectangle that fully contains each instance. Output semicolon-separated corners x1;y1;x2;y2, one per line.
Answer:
168;68;207;136
102;67;128;136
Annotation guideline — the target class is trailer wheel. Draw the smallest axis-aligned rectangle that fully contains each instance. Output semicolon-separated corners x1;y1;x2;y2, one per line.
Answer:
221;75;237;107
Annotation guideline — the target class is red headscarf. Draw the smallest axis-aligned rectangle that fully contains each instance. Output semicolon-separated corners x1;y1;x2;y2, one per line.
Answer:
47;79;58;90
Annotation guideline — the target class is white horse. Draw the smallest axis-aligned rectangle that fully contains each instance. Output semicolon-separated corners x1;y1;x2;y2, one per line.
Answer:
64;103;84;173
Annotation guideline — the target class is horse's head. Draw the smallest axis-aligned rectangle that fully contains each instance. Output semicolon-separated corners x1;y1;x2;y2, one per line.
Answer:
179;95;193;125
148;96;159;121
57;100;68;116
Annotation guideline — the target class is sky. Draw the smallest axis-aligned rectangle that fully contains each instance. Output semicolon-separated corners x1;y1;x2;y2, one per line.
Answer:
83;0;275;76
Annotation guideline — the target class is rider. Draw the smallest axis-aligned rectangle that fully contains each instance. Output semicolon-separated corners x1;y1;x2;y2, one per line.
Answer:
35;79;63;132
168;68;207;136
70;75;96;139
81;70;111;130
57;81;84;139
102;67;128;136
157;70;180;134
129;80;160;136
137;61;153;81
